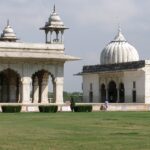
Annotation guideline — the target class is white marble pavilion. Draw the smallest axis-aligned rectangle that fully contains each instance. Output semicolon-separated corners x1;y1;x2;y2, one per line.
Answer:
80;28;150;104
0;6;78;104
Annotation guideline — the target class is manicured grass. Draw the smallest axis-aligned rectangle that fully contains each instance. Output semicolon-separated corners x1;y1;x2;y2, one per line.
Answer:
0;112;150;150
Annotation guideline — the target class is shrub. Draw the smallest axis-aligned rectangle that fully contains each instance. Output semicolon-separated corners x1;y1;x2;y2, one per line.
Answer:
39;105;58;113
74;105;92;112
2;106;21;113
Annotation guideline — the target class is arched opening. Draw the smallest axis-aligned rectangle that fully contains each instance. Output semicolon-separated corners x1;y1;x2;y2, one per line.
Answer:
0;69;20;103
89;91;93;102
119;83;125;103
32;70;55;103
132;90;136;103
48;77;54;103
108;81;117;103
101;84;106;103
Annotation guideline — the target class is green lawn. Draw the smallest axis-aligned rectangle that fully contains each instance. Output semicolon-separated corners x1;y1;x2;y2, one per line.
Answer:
0;112;150;150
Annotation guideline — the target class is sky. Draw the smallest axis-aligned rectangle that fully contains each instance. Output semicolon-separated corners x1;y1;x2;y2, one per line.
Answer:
0;0;150;92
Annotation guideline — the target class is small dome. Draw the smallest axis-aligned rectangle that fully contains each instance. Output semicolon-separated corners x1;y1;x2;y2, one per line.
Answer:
100;29;139;64
0;21;18;42
47;5;64;27
3;26;14;34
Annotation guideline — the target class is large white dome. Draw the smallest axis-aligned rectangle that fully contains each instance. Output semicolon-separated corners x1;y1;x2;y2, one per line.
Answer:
100;29;139;64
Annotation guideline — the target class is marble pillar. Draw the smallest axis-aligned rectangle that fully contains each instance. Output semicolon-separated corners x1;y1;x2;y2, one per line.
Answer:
106;88;108;101
117;89;120;103
21;77;32;103
41;75;49;103
33;76;39;103
18;82;21;103
55;77;64;104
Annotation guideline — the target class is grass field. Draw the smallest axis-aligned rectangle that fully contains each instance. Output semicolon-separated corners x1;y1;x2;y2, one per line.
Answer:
0;112;150;150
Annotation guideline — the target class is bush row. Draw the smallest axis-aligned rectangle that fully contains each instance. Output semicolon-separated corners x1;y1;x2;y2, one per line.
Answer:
39;106;58;113
1;105;58;113
74;105;92;112
2;106;21;113
1;105;93;113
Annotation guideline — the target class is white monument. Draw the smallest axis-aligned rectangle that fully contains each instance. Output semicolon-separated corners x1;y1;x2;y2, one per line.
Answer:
0;6;78;104
80;28;150;104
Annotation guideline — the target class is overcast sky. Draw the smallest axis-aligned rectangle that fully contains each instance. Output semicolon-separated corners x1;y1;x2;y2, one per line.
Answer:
0;0;150;92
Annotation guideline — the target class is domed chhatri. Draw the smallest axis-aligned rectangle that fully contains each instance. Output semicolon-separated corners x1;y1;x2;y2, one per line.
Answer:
40;5;68;44
100;28;139;65
0;20;18;42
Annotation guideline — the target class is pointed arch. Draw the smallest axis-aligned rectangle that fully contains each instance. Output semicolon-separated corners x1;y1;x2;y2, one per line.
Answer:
108;81;117;103
0;68;21;103
32;69;55;103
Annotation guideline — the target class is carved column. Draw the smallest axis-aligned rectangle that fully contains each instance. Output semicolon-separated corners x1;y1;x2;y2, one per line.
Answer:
61;30;64;43
45;31;48;43
106;88;108;101
117;88;120;103
55;77;64;104
21;77;32;103
50;31;53;43
18;81;22;103
41;75;49;104
53;82;56;103
56;31;59;42
33;76;39;103
105;79;109;101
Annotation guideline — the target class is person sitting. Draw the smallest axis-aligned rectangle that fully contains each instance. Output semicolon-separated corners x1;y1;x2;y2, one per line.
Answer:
100;100;109;111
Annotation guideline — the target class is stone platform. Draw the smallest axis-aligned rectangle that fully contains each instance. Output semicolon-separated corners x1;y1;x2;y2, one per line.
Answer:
0;103;150;112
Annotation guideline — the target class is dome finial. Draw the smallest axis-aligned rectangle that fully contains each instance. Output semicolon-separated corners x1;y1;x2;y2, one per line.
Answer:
113;24;126;42
7;19;9;26
53;4;56;13
118;23;121;33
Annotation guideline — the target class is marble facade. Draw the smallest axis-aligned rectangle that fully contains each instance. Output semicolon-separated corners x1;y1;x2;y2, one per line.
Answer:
0;6;78;104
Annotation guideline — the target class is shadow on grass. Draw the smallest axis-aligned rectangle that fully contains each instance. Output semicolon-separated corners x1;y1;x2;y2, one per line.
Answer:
112;132;139;136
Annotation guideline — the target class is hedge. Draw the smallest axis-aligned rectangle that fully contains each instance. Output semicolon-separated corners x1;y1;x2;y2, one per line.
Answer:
2;106;21;113
74;105;92;112
39;105;58;113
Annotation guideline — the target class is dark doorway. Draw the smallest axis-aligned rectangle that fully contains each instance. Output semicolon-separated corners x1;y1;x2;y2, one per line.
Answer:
0;69;20;103
101;84;106;103
89;91;93;102
132;90;136;103
119;83;125;103
108;81;117;103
